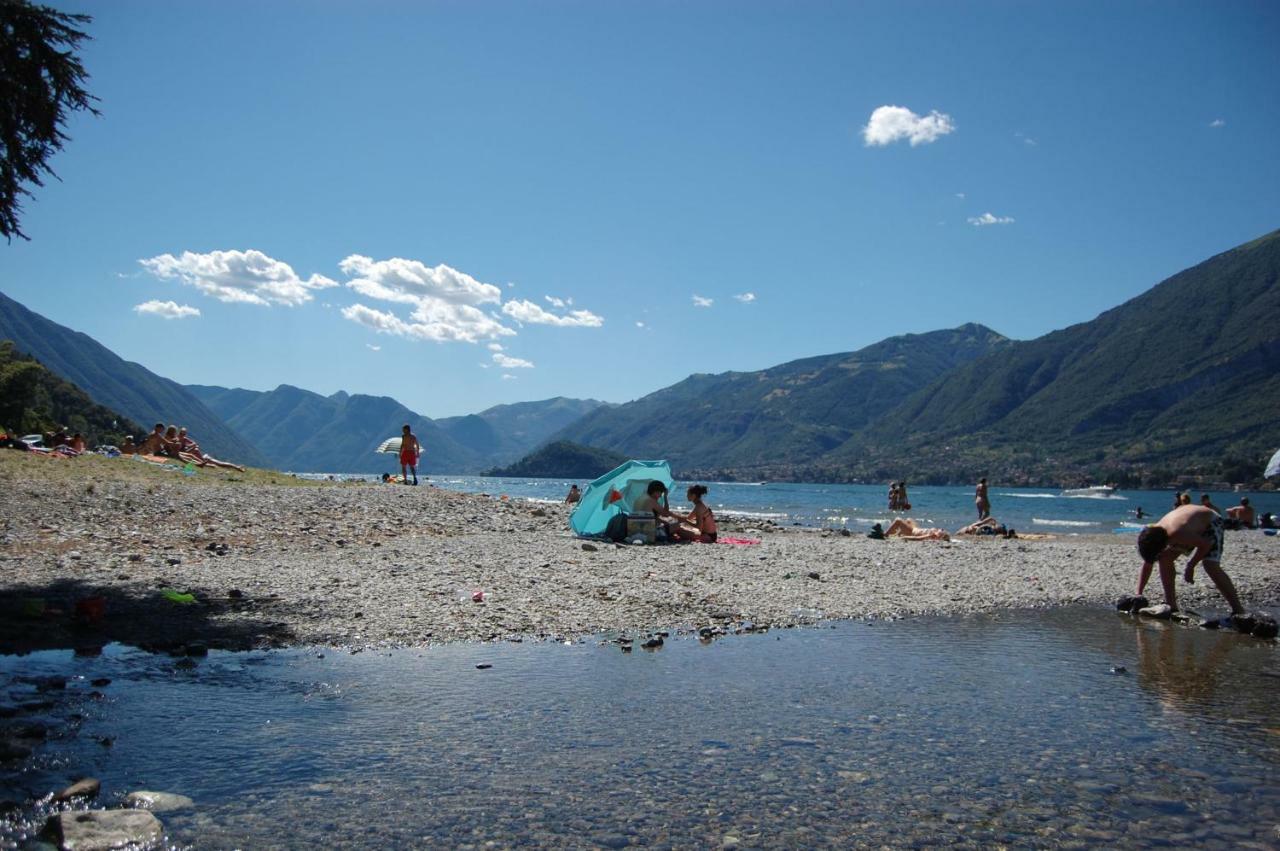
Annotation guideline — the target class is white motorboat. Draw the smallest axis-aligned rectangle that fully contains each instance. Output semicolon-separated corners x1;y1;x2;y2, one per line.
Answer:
1060;485;1117;497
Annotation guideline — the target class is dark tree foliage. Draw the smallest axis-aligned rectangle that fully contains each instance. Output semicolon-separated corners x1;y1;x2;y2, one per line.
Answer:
0;1;98;241
0;340;142;446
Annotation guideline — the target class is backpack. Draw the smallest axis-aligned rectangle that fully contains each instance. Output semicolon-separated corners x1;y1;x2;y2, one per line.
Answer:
604;512;629;543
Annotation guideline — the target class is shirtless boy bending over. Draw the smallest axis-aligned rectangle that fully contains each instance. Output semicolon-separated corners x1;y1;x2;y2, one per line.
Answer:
1135;504;1244;617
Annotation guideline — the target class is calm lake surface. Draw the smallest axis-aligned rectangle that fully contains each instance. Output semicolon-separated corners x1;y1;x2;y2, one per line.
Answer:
3;609;1278;848
422;477;1279;535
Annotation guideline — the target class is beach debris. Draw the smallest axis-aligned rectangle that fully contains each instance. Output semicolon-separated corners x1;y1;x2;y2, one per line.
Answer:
471;589;485;603
46;810;163;850
161;589;196;605
124;790;194;812
53;778;101;803
475;663;493;670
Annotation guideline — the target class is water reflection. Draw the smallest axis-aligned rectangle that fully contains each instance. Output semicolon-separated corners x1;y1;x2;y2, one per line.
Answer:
2;609;1277;848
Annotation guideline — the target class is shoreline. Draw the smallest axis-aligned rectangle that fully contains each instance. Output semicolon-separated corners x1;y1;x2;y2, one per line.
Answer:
3;452;1278;655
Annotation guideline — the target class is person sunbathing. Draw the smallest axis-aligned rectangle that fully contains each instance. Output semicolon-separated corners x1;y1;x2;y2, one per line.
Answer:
176;427;246;471
119;436;138;455
956;517;1016;538
884;518;950;541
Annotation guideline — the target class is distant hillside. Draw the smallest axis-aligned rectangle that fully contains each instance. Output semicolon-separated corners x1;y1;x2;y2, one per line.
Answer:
0;341;142;447
0;291;266;466
436;397;611;466
485;440;628;479
185;384;482;474
821;228;1280;485
556;324;1011;476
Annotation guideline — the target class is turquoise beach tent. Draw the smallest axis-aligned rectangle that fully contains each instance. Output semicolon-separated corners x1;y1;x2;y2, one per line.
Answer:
569;460;674;537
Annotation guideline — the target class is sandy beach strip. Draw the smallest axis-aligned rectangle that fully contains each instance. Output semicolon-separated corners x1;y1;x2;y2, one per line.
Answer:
2;452;1278;653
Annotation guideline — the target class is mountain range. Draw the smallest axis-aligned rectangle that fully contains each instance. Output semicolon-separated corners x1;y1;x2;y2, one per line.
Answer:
3;228;1277;484
0;290;267;466
185;384;608;474
555;229;1280;485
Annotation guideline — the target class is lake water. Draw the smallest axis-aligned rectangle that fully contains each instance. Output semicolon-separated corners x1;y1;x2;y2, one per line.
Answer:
370;475;1276;536
3;609;1278;848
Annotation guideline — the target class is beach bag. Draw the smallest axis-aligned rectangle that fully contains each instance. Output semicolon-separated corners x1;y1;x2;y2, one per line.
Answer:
604;512;629;543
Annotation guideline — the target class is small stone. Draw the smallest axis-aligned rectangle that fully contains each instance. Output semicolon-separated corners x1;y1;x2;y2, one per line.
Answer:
228;589;244;599
581;543;598;552
53;778;101;803
641;636;663;649
531;508;547;517
90;678;111;687
476;663;493;670
807;571;821;580
49;810;163;850
123;790;194;812
166;557;181;566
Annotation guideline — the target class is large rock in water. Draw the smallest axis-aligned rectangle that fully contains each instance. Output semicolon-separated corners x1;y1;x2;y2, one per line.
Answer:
48;809;163;850
124;790;194;812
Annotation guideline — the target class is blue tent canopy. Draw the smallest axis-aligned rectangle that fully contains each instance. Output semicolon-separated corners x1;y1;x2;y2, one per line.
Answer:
569;460;674;536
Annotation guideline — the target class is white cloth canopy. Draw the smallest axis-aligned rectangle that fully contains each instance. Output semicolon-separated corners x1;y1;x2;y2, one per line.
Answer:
1266;447;1280;478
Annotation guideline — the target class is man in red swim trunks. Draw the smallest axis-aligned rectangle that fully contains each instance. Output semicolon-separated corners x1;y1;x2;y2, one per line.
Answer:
399;424;421;485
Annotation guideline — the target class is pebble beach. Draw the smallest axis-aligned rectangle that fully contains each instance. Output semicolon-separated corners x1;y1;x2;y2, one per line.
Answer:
3;451;1278;653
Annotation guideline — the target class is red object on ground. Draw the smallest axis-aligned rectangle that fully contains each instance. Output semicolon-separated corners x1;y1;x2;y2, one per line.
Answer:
471;590;485;603
75;596;107;623
715;537;762;546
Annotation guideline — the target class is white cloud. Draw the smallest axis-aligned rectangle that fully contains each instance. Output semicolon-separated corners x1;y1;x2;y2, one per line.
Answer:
501;299;603;327
544;295;567;308
487;342;505;352
863;105;955;147
493;352;534;369
955;193;966;200
501;373;516;380
636;321;646;328
1209;118;1225;128
1015;131;1037;146
133;300;200;320
139;249;337;307
341;302;515;343
733;292;756;304
692;294;714;308
366;344;381;352
968;212;1015;227
337;255;517;343
339;255;501;307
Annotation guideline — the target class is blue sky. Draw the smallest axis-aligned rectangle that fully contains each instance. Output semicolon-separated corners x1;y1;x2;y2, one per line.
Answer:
3;0;1278;417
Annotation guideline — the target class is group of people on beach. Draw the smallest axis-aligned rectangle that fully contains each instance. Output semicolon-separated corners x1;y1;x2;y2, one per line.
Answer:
122;423;245;472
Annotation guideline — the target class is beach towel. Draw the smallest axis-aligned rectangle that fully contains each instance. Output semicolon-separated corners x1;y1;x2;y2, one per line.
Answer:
715;536;761;546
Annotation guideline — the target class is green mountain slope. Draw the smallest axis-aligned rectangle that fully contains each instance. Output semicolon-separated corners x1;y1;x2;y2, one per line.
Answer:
827;229;1280;483
556;324;1011;476
185;384;482;474
0;291;266;466
436;396;611;465
0;341;143;446
485;440;629;479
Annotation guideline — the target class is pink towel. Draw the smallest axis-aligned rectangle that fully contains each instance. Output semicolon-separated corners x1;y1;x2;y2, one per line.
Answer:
716;536;761;546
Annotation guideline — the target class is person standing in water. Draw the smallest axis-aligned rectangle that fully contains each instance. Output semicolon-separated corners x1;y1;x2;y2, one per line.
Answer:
399;424;421;486
975;477;990;520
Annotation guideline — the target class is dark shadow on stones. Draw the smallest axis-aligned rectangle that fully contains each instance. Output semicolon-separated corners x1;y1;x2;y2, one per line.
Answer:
0;579;301;654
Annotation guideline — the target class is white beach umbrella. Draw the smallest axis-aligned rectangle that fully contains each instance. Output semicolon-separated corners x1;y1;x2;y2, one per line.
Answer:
375;437;405;455
1266;447;1280;478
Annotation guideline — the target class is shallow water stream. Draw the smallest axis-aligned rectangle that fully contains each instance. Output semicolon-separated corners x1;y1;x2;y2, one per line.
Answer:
3;609;1278;848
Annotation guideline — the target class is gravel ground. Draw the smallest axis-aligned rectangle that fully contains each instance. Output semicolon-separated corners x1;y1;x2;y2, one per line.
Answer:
3;451;1278;652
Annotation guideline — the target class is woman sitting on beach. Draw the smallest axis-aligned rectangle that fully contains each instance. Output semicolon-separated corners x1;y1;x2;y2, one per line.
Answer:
673;484;717;543
884;518;950;541
176;427;246;472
